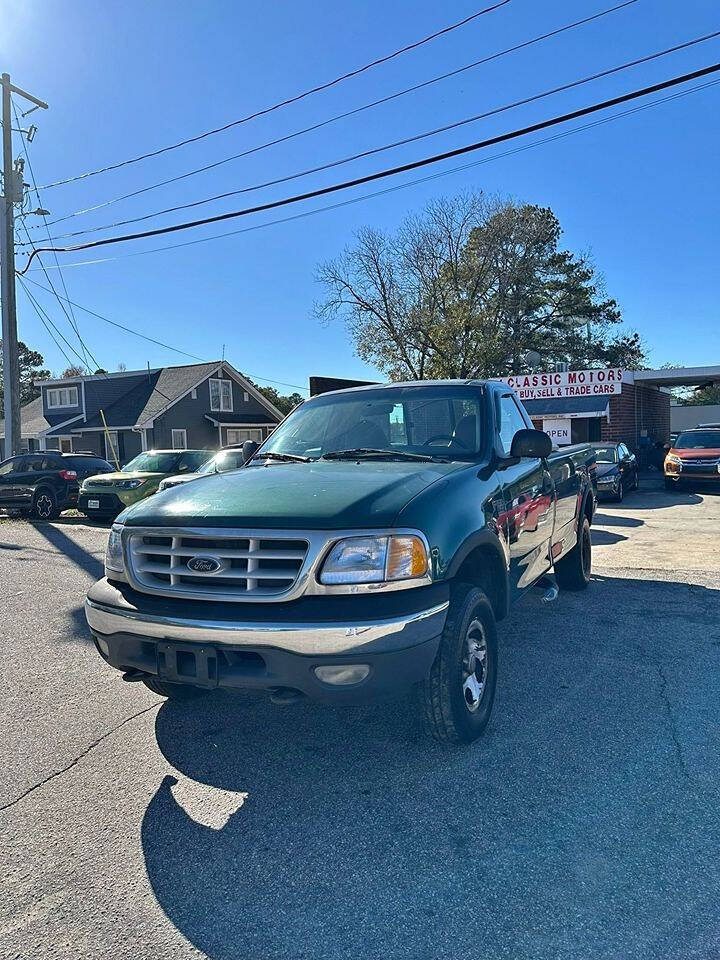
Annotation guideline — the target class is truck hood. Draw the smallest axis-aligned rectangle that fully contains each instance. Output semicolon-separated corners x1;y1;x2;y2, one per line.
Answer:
121;459;465;529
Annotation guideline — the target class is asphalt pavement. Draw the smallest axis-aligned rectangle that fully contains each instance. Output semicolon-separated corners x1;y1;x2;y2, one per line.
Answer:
2;475;720;960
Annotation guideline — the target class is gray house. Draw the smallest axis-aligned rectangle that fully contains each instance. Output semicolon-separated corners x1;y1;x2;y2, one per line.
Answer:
2;361;284;465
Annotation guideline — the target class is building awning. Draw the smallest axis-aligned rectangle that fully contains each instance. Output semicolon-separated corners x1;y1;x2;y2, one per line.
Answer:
523;396;610;419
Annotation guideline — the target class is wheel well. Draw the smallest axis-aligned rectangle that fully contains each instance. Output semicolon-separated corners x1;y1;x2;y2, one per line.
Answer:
583;490;594;526
453;546;508;621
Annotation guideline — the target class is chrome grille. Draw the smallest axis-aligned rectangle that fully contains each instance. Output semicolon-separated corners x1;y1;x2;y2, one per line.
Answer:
126;530;309;600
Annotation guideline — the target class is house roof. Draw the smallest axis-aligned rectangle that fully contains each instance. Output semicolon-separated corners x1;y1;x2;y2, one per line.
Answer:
204;412;278;426
12;360;285;439
0;397;78;438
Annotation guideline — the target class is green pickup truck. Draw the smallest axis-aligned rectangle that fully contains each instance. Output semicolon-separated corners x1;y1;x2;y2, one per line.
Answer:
85;380;596;744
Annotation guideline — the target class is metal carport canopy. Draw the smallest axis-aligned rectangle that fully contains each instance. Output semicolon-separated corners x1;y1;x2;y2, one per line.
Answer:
632;366;720;388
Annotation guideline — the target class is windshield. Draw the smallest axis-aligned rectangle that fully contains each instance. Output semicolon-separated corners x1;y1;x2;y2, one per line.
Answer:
199;449;246;474
674;431;720;450
592;446;617;463
122;451;210;473
259;386;484;461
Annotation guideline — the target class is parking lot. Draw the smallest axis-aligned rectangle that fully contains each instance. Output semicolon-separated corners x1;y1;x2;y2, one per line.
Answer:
1;475;719;960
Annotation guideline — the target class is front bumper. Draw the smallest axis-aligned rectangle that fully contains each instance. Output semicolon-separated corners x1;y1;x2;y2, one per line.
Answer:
79;491;126;516
85;578;448;702
595;478;620;497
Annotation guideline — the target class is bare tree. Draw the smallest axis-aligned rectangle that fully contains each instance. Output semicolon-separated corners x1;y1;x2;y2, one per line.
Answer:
315;192;641;379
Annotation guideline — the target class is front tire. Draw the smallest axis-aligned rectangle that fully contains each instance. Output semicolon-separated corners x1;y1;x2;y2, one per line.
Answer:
31;488;58;521
142;677;209;700
664;476;677;491
615;479;624;502
555;516;591;591
417;583;498;745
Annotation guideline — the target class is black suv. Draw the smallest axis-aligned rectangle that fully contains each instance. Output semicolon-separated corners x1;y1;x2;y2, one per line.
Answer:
0;452;114;520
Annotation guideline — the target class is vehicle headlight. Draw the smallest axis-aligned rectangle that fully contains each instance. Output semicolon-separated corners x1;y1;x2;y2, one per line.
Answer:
105;523;125;574
115;478;147;490
666;454;681;465
319;535;428;585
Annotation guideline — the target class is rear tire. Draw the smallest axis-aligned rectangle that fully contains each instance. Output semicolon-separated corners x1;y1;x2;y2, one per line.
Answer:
142;677;209;700
417;583;498;745
31;488;58;521
555;517;591;591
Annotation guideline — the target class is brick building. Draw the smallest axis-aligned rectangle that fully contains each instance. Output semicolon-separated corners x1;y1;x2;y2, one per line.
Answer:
513;366;720;455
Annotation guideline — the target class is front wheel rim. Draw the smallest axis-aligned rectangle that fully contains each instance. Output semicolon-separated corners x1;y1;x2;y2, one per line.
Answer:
36;494;53;518
462;618;488;713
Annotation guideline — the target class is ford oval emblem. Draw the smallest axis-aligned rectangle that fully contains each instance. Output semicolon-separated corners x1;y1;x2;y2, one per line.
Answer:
187;555;222;574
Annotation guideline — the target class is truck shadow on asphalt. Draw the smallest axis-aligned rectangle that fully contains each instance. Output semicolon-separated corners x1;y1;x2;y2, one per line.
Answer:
30;520;104;580
140;574;720;960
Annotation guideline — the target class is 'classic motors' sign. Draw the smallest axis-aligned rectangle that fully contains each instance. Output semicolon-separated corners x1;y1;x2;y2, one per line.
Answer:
498;368;623;401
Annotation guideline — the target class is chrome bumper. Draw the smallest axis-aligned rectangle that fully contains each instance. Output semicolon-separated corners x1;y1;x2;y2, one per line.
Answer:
84;595;449;657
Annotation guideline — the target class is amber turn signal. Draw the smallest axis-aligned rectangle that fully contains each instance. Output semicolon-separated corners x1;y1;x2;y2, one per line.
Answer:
386;535;428;581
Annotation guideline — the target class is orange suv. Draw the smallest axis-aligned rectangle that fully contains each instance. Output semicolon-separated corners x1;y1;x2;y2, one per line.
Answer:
664;427;720;490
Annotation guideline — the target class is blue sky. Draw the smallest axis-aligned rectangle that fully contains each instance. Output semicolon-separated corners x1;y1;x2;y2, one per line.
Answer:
2;0;718;394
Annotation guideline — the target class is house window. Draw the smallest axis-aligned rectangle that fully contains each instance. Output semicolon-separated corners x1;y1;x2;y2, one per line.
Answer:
59;437;73;453
243;391;249;402
209;378;233;412
47;386;79;408
191;388;197;400
19;438;30;453
105;431;120;466
171;429;188;450
226;428;263;445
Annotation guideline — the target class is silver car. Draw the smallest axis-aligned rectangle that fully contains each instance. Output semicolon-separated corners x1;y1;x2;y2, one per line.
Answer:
157;446;247;492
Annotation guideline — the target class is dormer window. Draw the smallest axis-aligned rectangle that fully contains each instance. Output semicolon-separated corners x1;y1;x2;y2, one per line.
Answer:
47;386;79;408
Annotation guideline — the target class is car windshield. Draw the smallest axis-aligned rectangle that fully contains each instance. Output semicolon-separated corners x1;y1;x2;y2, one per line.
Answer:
593;446;617;463
258;386;484;461
674;431;720;450
122;452;183;473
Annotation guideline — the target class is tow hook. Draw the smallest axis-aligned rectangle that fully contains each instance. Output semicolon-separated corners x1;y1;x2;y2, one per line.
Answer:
121;669;149;683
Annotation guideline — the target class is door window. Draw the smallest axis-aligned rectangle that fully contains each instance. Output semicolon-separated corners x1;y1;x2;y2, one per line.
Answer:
496;394;528;455
0;458;20;475
25;456;50;472
104;431;120;466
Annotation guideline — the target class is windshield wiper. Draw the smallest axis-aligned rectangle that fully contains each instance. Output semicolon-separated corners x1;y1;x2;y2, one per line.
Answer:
322;448;446;463
251;451;312;463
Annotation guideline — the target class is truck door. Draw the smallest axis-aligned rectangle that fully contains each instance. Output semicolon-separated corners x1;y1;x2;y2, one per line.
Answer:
495;393;554;595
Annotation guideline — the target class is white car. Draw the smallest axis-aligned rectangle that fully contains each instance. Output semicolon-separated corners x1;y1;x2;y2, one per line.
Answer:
157;446;247;492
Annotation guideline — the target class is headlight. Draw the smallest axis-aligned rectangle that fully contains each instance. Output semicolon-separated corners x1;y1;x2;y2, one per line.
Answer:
115;478;147;490
105;523;125;574
666;454;681;465
319;535;428;585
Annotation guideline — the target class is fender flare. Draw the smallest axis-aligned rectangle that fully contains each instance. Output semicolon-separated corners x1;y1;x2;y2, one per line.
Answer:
445;526;510;620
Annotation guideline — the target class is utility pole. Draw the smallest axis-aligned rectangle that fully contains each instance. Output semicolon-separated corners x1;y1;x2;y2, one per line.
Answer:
1;73;47;458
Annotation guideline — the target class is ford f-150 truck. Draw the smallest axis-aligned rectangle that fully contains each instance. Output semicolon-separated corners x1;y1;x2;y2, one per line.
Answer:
85;380;596;744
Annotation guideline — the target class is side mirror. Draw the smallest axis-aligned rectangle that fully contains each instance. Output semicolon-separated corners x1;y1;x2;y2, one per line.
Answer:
663;442;671;451
241;439;260;463
509;428;553;460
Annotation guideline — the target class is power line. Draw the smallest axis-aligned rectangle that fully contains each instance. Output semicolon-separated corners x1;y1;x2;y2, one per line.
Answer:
25;75;720;273
17;60;720;274
37;1;511;191
11;97;92;368
30;0;639;232
20;276;310;393
18;278;95;370
17;279;78;370
29;29;720;246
